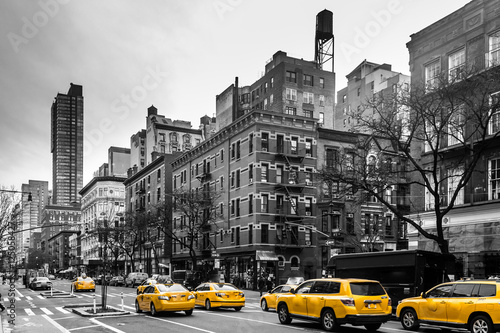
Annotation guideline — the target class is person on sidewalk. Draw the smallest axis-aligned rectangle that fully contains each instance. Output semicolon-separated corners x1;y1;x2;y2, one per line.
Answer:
0;293;5;312
258;276;266;296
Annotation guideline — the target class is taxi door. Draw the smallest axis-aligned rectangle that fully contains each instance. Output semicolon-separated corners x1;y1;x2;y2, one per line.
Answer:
306;281;332;319
289;281;313;317
446;283;476;324
419;284;453;323
268;286;283;309
194;284;208;306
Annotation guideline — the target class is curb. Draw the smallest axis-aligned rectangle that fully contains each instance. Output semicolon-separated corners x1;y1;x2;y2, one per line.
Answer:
64;304;130;317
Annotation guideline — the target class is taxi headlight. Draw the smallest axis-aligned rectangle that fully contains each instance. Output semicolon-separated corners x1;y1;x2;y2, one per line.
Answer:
158;296;170;301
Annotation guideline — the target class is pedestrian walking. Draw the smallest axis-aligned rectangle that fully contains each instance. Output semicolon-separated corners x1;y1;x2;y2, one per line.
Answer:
258;276;266;296
0;293;5;312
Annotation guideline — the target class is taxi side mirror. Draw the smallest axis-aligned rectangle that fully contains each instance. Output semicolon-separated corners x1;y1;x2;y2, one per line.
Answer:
421;292;426;298
290;288;296;294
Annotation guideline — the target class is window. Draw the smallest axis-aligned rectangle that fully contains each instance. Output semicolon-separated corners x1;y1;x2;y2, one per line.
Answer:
427;284;453;298
448;48;465;81
425;59;441;90
264;82;268;93
276;165;283;184
249;133;253;153
285;106;297;115
305;198;312;215
220;149;224;162
261;163;268;182
305;139;312;156
261;224;269;243
249;224;253;243
303;110;313;118
448;166;464;205
249;164;253;181
286;71;297;83
270;94;274;105
303;92;314;104
342;94;347;103
489;92;500;135
303;74;313;86
291;137;298;154
240;93;250;104
319;112;324;124
319;77;325;88
263;98;268;110
489;31;500;67
286;88;297;101
451;284;474;297
326;149;338;169
261;195;268;213
319;95;325;107
231;171;235;188
231;200;235;215
220;176;224;190
270;77;274;88
236;141;240;159
249;194;253;214
448;105;465;146
290;197;298;215
276;195;284;213
261;132;269;151
489;157;500;200
235;198;240;217
357;87;361;96
236;170;240;188
277;135;284;153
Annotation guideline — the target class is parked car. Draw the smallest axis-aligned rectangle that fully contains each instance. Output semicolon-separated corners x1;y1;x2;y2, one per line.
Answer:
48;274;56;280
397;279;500;333
276;278;392;332
30;277;52;290
109;276;124;286
72;276;95;292
95;275;113;285
193;282;245;311
260;284;297;311
125;272;148;287
135;283;195;316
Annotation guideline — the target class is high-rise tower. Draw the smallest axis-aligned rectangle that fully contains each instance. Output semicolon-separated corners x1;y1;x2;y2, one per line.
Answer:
51;83;84;205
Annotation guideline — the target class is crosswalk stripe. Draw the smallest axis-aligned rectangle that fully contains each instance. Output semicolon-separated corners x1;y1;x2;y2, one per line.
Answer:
26;296;33;300
55;307;70;314
15;297;21;301
40;308;53;315
25;309;35;316
2;298;7;302
37;295;44;299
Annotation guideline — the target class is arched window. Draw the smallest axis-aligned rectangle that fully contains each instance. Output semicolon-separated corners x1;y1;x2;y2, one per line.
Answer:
290;256;300;269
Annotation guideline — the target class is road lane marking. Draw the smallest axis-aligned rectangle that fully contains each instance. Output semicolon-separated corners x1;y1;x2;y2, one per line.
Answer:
15;297;21;301
196;311;305;330
68;324;101;331
37;295;44;299
26;296;33;300
42;314;70;333
41;307;54;315
90;318;126;333
148;316;216;333
55;307;70;314
25;308;35;316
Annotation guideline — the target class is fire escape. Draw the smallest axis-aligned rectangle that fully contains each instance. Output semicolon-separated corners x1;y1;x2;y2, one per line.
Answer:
274;143;313;249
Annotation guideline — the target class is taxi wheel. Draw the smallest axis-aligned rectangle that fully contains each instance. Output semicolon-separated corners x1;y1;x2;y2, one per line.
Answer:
470;315;494;333
401;308;420;331
185;309;193;316
205;299;212;310
261;299;269;311
150;303;158;316
234;307;242;312
277;303;292;325
364;323;381;332
321;308;339;332
135;300;142;313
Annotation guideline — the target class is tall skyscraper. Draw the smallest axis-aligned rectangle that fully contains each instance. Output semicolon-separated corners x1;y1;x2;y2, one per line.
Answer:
51;83;84;205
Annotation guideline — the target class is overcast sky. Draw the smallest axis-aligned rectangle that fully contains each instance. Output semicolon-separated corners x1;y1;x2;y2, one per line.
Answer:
0;0;471;191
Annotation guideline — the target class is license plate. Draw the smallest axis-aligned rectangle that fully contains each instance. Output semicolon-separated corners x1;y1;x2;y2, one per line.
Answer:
367;303;376;309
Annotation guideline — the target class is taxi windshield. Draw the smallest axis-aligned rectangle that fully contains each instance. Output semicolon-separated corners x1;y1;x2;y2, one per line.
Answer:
212;283;238;291
157;284;188;293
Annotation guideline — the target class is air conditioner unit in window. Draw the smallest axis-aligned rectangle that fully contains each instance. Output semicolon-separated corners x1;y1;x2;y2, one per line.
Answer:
249;179;253;184
305;241;311;246
305;180;312;186
262;148;268;152
347;213;354;218
305;211;311;216
306;153;311;157
278;261;285;267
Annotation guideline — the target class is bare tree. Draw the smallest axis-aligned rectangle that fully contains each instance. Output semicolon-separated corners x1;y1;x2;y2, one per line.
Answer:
152;187;221;274
327;67;500;254
0;186;21;248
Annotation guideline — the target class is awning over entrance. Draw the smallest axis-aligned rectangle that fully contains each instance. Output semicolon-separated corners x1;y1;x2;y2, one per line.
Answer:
256;250;279;261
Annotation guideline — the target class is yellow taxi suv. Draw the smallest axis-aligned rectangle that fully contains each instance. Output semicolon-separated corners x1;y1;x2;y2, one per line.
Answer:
72;277;95;292
193;282;245;311
276;278;392;332
137;278;158;295
135;283;195;316
396;279;500;333
260;284;297;311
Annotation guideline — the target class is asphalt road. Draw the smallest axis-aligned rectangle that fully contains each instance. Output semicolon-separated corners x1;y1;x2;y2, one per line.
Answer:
0;280;467;333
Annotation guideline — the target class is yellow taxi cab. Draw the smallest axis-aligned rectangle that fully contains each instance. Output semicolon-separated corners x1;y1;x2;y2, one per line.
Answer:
260;284;297;311
276;278;392;332
135;283;195;316
193;282;245;311
137;278;157;295
397;279;500;333
72;276;95;292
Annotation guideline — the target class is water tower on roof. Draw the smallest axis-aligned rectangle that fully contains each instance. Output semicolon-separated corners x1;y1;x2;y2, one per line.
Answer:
315;9;334;71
